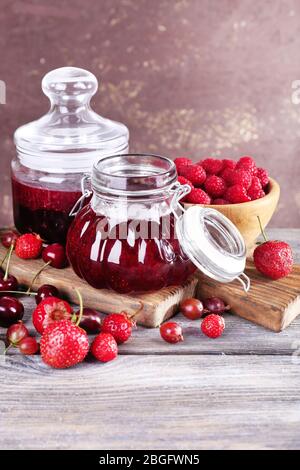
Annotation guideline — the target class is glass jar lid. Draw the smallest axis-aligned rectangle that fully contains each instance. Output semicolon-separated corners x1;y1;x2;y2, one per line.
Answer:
14;67;129;173
176;205;250;291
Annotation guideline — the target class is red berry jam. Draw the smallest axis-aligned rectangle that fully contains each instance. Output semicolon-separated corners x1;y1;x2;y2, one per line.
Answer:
67;204;195;294
12;176;82;244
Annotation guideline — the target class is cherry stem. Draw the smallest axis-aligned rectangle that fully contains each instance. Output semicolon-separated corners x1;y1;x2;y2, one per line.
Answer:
0;290;37;296
0;249;10;269
4;343;12;355
257;215;268;243
74;288;84;326
3;244;14;282
26;261;51;294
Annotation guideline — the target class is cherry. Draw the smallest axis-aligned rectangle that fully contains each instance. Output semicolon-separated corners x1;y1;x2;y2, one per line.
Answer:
203;297;230;315
160;321;183;344
42;244;67;269
19;337;39;355
0;296;24;327
35;284;59;305
6;322;29;346
180;298;204;320
77;308;102;333
1;230;19;248
0;244;18;295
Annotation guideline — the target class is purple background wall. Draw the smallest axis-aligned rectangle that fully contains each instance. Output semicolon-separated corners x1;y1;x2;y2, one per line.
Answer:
1;0;300;227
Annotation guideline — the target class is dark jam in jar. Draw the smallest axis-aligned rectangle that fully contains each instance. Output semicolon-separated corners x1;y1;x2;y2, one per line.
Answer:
12;176;82;244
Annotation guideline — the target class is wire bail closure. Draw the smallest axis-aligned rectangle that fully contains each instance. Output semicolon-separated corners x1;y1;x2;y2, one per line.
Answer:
69;174;92;217
169;182;191;220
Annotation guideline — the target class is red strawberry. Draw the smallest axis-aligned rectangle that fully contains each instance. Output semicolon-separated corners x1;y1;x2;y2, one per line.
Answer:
257;167;269;187
40;319;89;369
201;314;225;339
201;158;224;175
186;188;211;204
174;157;192;174
212;198;230;205
15;233;42;259
91;332;118;363
32;297;73;334
180;164;206;186
236;156;257;176
204;175;227;198
101;312;134;344
225;185;251;203
222;159;236;170
227;169;252;189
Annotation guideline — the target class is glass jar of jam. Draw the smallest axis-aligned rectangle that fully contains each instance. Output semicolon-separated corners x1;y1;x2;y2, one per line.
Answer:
12;67;129;244
67;154;250;294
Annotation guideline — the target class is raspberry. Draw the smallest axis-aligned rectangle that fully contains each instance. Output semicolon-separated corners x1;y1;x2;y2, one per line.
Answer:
225;184;251;204
174;157;192;174
248;188;265;201
186;188;211;204
236;156;257;176
201;158;224;175
249;176;262;190
220;167;234;184
222;159;236;170
254;240;293;280
212;198;230;205
257;167;269;188
15;233;43;259
180;164;206;186
204;175;227;198
228;169;252;189
177;176;194;189
91;332;118;363
201;314;225;339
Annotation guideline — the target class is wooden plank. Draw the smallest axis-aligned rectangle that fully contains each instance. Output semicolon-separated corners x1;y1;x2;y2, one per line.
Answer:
0;355;299;450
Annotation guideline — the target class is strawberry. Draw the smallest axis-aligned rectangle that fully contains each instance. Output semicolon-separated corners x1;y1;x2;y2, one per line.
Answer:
225;184;251;203
180;164;206;186
186;188;211;204
204;175;227;198
101;312;134;344
15;233;43;259
40;319;89;369
201;314;225;339
91;333;118;363
236;156;257;176
32;297;73;334
256;167;269;187
201;158;224;175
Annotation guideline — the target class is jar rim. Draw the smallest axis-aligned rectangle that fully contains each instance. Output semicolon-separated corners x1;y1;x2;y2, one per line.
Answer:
92;153;178;196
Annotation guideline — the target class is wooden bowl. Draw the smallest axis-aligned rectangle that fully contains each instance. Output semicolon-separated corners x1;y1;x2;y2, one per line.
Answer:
184;177;280;250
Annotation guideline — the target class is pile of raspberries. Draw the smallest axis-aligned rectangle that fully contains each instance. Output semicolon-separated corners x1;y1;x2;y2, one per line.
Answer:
175;156;269;205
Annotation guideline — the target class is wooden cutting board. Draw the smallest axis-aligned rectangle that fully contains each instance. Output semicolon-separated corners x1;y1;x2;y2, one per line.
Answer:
196;261;300;332
0;244;198;328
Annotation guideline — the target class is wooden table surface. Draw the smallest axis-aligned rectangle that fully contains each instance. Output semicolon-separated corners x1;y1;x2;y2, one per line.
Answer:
1;229;300;450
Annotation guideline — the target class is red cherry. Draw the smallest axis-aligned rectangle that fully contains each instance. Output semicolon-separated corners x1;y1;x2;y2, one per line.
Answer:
19;337;39;355
1;230;19;248
203;297;230;315
6;322;29;346
42;244;67;269
35;284;59;305
160;322;183;344
0;244;19;295
0;296;24;327
77;308;102;334
180;298;204;320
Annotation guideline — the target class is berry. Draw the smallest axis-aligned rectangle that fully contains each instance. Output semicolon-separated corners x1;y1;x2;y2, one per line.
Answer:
78;308;102;334
15;233;42;259
180;298;204;320
236;156;257;176
186;188;211;204
1;230;19;248
0;244;19;294
228;169;252;189
42;244;67;269
177;176;194;189
201;314;225;339
6;322;29;346
225;185;251;204
19;337;39;355
212;198;229;205
180;165;206;186
257;167;269;188
222;159;236;170
35;284;60;305
203;297;230;315
40;319;89;369
201;158;224;175
249;176;262;190
0;296;24;327
220;167;234;184
91;332;118;363
204;175;227;198
160;322;183;344
101;312;133;344
32;297;73;334
174;157;192;173
248;187;265;201
254;241;293;279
